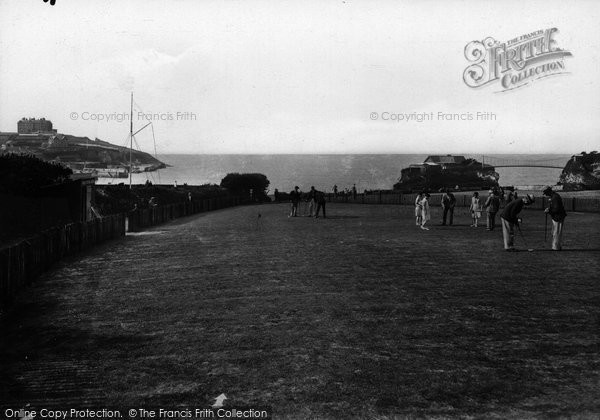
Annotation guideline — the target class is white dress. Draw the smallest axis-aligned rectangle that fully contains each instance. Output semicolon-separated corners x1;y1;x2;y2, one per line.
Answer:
470;197;481;218
420;198;430;221
415;196;422;217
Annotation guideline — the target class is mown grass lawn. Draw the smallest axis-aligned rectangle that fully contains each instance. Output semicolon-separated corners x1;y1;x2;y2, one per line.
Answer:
1;203;599;419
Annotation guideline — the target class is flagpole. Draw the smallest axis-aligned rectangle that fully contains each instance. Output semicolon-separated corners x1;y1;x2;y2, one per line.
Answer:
129;92;133;189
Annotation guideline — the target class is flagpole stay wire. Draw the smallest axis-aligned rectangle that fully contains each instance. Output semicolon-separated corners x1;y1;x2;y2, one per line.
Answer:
120;135;130;149
150;123;161;184
131;98;162;185
129;92;133;189
130;134;154;184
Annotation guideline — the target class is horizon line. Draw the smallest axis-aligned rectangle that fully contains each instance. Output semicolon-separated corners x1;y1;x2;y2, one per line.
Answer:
151;152;576;156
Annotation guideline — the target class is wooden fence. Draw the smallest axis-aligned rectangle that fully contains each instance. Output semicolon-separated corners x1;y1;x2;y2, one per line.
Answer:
326;192;600;212
127;195;244;232
0;214;125;312
1;194;246;312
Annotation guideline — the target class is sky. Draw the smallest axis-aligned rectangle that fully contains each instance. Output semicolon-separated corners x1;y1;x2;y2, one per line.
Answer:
0;0;599;154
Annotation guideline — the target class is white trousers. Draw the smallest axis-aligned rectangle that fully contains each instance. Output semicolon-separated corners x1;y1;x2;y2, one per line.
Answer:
501;218;514;249
551;220;564;250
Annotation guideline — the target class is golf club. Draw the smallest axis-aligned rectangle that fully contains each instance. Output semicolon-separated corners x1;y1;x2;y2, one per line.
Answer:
516;223;534;252
544;195;549;243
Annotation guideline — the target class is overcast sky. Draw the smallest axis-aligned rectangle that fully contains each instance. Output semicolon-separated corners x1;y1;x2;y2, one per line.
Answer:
1;0;598;154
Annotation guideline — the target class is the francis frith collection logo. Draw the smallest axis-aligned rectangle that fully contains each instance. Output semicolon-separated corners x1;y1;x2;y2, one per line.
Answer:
463;28;572;92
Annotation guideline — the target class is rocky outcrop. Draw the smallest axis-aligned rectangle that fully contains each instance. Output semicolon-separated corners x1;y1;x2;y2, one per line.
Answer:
558;152;600;190
0;132;165;171
394;158;499;191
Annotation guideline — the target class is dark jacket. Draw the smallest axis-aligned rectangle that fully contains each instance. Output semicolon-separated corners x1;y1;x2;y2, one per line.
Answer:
547;192;567;222
441;192;456;209
290;189;301;204
484;195;500;213
315;191;326;204
500;198;524;224
448;193;456;207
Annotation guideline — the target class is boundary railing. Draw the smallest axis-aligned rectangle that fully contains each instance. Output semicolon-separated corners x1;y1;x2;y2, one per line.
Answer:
0;214;125;312
325;192;600;212
1;194;247;313
127;195;244;232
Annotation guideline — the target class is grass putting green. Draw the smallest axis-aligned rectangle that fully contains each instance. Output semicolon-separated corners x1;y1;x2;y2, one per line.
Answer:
1;203;599;418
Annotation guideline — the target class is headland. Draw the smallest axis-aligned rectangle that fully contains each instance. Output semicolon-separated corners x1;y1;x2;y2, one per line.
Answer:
0;117;166;178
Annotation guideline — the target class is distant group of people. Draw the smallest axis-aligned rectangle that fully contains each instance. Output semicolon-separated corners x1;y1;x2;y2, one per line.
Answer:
332;184;357;200
282;183;567;251
414;189;463;230
468;190;501;229
414;186;567;251
285;183;362;218
289;186;327;218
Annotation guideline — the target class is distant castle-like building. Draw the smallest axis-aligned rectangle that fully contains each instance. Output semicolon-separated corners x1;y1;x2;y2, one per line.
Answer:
1;117;59;151
395;154;498;191
17;117;57;134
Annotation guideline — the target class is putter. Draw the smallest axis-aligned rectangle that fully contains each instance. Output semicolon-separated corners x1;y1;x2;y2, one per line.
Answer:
544;195;548;243
516;223;534;252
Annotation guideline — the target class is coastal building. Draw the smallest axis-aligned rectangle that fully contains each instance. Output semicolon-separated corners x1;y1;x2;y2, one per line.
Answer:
402;155;467;176
395;154;498;191
0;123;164;176
572;153;585;163
424;155;466;169
1;118;59;151
18;117;57;134
402;162;442;175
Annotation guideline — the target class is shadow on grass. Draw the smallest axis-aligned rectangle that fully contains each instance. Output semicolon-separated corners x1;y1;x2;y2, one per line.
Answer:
433;224;483;228
0;285;159;404
522;248;600;252
0;322;157;405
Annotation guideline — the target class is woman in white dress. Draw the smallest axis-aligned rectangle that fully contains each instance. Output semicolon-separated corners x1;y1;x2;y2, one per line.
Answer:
414;192;423;226
470;191;481;227
420;193;431;230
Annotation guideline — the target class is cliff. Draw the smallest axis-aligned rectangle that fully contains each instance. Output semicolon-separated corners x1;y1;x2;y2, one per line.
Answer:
558;151;600;190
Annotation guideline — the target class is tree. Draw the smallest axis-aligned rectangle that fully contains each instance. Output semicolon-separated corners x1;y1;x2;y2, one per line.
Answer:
0;153;73;195
220;173;270;201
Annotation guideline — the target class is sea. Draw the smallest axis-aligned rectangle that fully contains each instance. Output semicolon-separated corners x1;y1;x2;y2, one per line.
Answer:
95;154;571;193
